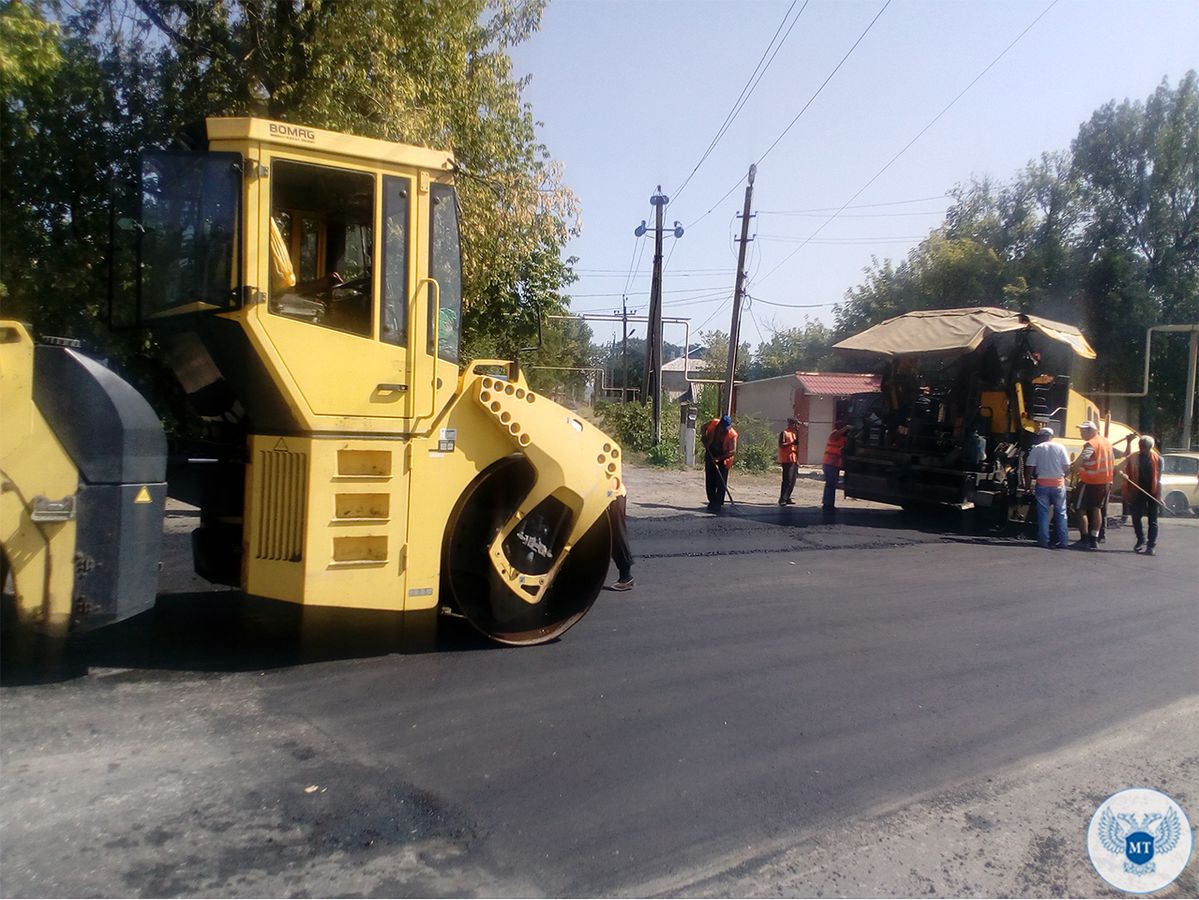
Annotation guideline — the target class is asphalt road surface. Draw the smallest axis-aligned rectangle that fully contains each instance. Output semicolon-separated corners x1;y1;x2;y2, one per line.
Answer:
2;495;1196;897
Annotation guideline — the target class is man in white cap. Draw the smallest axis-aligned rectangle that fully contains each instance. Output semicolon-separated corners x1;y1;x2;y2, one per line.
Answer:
1025;426;1070;548
1071;420;1114;550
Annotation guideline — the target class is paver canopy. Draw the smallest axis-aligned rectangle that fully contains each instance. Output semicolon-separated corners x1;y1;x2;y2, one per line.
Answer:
832;307;1097;360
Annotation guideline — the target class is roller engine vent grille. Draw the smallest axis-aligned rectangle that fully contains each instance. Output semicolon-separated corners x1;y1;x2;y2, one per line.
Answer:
255;449;307;561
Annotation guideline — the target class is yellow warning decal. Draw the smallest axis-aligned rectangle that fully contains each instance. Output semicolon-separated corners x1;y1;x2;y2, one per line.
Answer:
134;486;152;504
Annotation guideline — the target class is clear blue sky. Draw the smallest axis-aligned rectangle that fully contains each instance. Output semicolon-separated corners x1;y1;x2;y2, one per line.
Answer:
508;0;1198;351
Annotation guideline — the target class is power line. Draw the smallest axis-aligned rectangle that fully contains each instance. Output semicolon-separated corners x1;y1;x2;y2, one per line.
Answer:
746;294;836;309
746;303;768;346
663;291;733;308
756;0;1061;286
694;298;734;333
754;0;893;170
574;267;733;275
684;174;750;232
758;209;947;218
757;234;929;244
568;285;733;299
620;233;644;299
670;0;809;206
759;193;950;213
569;289;732;316
680;0;890;233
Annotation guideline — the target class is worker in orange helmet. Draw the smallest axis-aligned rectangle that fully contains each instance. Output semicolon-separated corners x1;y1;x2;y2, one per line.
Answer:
701;414;738;510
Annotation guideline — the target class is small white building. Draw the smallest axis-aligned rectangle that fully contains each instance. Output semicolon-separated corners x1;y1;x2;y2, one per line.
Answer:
661;353;720;400
734;371;880;465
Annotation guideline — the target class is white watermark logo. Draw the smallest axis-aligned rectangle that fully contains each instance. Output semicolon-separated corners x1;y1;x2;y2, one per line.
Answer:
1087;788;1192;893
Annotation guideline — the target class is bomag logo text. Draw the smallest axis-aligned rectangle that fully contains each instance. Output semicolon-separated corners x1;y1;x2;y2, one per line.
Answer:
269;123;316;143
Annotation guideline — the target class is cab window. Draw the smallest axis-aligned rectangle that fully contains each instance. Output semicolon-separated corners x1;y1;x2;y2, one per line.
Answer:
380;176;410;345
139;151;241;318
428;183;462;363
269;160;374;337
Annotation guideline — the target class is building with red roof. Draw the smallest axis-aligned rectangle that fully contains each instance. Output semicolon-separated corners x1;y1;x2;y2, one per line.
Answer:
734;371;881;465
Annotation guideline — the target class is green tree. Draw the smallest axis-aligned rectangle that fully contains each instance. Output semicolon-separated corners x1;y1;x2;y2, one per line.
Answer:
1071;72;1199;433
832;73;1199;442
0;1;134;339
3;0;578;368
697;329;751;385
524;314;594;402
748;317;834;378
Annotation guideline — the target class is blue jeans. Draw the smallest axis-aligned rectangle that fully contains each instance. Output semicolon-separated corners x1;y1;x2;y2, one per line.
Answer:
1035;483;1068;547
822;464;840;508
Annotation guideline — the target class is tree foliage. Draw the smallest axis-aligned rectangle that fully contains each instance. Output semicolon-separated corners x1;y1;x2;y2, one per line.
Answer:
523;314;594;401
1;0;577;365
832;72;1199;442
747;317;835;379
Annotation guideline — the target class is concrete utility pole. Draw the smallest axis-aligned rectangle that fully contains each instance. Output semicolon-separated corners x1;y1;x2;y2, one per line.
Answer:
621;295;630;403
635;189;683;443
723;164;756;417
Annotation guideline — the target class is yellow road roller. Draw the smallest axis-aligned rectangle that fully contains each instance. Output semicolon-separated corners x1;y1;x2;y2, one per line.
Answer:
1;117;623;658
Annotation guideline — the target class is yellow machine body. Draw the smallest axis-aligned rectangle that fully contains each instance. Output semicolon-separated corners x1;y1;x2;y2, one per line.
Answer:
3;117;623;649
0;323;79;640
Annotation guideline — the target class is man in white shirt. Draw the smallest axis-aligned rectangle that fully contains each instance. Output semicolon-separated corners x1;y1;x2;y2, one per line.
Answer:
1025;426;1071;549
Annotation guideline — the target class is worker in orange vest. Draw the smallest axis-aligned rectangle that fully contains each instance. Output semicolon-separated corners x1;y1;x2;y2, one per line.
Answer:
822;422;852;511
701;415;738;509
777;417;803;505
1071;420;1114;550
1122;434;1163;556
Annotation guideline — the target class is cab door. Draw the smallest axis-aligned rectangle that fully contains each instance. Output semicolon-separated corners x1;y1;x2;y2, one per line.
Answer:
255;154;417;423
409;178;464;430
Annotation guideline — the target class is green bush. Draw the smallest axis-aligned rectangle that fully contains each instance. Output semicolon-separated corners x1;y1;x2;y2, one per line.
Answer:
595;400;653;452
646;440;679;467
738;442;775;473
597;395;683;457
731;413;777;473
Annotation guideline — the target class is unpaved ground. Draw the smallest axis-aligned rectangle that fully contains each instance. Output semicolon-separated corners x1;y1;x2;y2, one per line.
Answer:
621;462;888;519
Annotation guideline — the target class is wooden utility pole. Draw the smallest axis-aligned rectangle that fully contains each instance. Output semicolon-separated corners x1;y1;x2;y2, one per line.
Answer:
635;188;682;443
723;164;756;417
643;189;667;442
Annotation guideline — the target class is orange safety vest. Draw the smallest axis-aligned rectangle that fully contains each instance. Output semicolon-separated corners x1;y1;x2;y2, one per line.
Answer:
1121;449;1162;501
778;427;800;465
1079;434;1114;484
823;431;848;468
703;419;738;467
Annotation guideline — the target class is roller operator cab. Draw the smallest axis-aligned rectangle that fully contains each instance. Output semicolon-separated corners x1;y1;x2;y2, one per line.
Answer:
1;117;623;655
832;307;1136;528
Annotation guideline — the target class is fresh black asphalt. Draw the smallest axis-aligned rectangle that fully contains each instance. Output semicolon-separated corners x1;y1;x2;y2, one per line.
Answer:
1;505;1195;896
